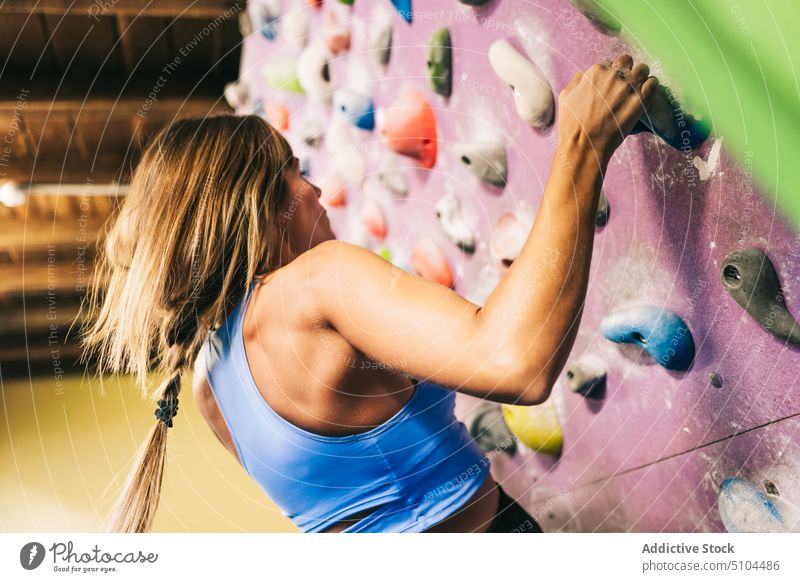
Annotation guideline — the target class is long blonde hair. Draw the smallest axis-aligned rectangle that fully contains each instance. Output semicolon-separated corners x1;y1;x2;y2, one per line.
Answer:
82;114;293;532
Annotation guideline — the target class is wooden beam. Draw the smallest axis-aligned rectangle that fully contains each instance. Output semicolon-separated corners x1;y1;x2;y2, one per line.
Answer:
0;0;243;18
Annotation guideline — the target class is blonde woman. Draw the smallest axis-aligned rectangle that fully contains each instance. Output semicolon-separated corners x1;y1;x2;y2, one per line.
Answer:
83;54;657;533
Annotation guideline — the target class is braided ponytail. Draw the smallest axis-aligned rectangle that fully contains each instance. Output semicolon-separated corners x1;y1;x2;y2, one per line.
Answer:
107;346;186;533
82;115;293;533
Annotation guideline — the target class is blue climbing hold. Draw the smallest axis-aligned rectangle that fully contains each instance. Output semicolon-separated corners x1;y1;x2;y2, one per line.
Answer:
630;84;710;150
600;305;695;371
390;0;413;23
253;1;281;41
333;89;375;131
718;477;784;533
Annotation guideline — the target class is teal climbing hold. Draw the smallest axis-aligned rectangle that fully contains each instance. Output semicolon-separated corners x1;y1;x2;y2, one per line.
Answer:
595;191;610;227
721;248;800;345
630;84;710;150
718;477;785;533
600;305;695;371
427;28;452;98
390;0;412;23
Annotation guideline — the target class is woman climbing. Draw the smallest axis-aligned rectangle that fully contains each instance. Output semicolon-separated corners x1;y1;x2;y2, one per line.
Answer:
82;53;658;533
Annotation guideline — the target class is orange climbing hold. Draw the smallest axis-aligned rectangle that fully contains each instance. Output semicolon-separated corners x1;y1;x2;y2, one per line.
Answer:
318;175;347;208
411;239;454;288
381;85;438;169
361;202;388;240
264;102;290;131
323;9;350;55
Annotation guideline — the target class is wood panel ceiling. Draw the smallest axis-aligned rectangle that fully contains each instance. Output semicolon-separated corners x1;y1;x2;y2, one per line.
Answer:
1;0;242;378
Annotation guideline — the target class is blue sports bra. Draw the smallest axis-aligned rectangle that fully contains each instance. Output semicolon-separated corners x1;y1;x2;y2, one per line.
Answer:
198;280;491;532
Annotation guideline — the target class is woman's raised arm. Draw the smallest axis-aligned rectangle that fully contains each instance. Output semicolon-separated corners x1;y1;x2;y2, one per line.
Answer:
307;55;658;405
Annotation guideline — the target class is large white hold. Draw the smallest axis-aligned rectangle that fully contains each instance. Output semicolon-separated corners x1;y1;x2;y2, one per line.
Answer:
297;41;333;104
488;39;554;128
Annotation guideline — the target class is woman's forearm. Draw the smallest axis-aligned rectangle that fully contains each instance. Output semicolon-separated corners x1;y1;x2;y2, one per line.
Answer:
477;139;606;401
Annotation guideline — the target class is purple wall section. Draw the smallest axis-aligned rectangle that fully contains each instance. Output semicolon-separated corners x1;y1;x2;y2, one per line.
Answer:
238;0;800;531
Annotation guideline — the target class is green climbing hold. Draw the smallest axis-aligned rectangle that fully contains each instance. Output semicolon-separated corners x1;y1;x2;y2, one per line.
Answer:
427;28;452;98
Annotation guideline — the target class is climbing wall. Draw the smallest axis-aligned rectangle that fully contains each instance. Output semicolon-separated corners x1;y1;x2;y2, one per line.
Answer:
231;0;800;532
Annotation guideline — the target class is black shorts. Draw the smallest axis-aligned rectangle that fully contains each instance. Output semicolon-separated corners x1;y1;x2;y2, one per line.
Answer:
487;486;543;533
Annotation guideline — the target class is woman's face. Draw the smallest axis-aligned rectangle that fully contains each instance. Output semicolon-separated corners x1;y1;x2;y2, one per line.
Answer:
280;155;336;253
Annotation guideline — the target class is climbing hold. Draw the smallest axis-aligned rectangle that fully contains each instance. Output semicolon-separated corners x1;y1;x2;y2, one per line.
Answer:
381;85;437;169
718;477;785;533
264;102;290;131
338;0;354;4
631;84;710;150
369;15;392;66
490;211;531;268
595;191;610;227
223;80;249;110
361;202;388;240
306;0;322;8
468;402;517;456
459;0;491;5
323;9;351;54
410;239;454;288
333;89;375;131
453;139;507;187
435;192;476;254
378;153;408;197
390;0;412;23
488;39;554;128
252;0;281;41
569;0;622;34
282;1;309;48
709;372;724;388
600;305;696;371
238;11;253;37
764;481;779;496
326;122;365;185
501;397;562;456
297;41;333;103
427;28;452;98
262;57;304;94
566;355;606;399
721;248;800;345
299;110;325;147
318;175;347;208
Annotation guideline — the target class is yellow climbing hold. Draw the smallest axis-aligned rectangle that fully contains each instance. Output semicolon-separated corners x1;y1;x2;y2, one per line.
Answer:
501;398;563;456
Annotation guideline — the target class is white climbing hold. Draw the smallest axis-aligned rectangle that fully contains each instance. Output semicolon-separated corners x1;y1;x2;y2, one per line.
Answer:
436;192;476;254
281;0;309;48
326;121;365;186
453;139;507;186
224;80;250;110
297;40;333;104
488;39;554;128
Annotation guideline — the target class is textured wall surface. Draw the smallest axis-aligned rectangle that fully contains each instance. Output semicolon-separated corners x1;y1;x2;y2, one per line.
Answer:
236;0;800;532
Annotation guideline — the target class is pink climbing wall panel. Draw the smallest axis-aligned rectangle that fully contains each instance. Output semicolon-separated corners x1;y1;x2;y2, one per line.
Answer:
236;0;800;532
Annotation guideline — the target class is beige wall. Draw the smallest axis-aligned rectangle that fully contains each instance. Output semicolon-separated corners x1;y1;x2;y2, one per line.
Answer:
0;373;296;532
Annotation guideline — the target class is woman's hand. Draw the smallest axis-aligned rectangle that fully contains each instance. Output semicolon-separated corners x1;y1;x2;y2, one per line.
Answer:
558;54;659;164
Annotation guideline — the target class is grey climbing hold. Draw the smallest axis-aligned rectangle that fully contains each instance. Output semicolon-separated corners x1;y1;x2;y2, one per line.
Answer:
468;401;517;456
709;372;723;388
721;248;800;345
595;191;610;227
566;355;606;399
459;0;491;5
453;139;507;187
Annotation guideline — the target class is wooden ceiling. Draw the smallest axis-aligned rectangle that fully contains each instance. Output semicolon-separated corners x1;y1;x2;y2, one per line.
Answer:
1;0;242;377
